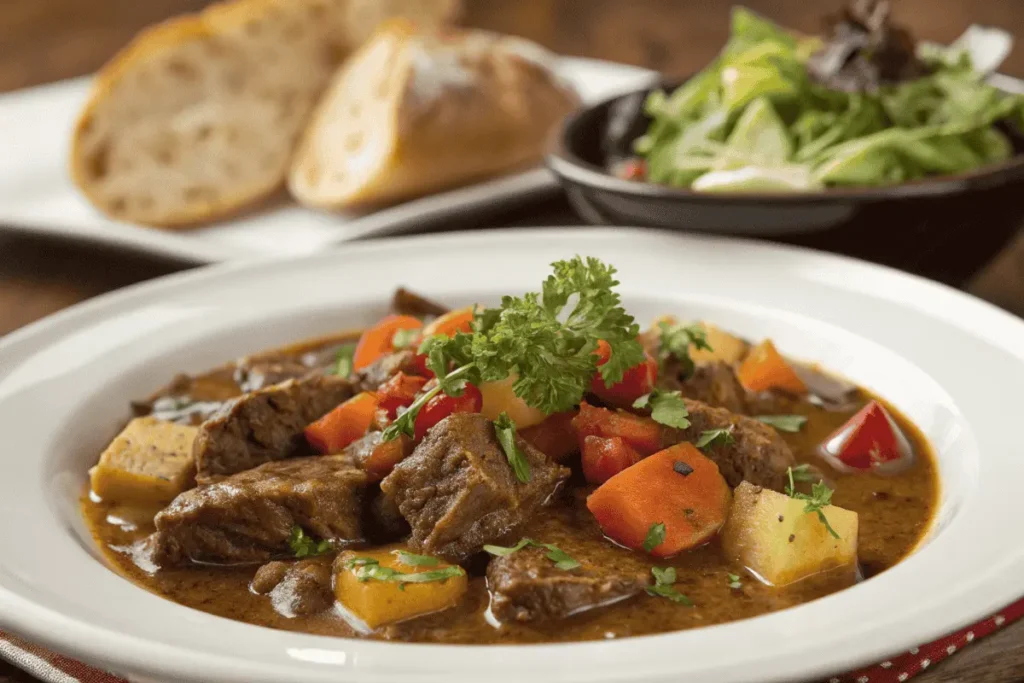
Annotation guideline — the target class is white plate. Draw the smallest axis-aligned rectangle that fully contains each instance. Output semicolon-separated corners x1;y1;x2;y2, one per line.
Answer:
1;228;1023;683
0;59;654;263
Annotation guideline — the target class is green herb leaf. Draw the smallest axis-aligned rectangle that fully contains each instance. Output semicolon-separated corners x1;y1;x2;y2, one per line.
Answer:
646;566;693;605
288;526;334;558
494;412;531;483
482;538;534;557
695;426;735;450
391;327;420;350
756;414;808;432
483;538;580;571
328;343;357;378
350;563;464;585
656;321;713;378
642;522;667;553
785;469;841;540
392;550;439;567
727;572;743;589
633;389;691;429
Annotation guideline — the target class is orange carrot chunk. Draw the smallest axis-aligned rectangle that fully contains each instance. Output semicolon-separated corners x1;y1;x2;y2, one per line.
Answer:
305;392;380;454
352;315;424;371
422;306;475;338
587;443;732;558
737;340;807;395
363;435;415;481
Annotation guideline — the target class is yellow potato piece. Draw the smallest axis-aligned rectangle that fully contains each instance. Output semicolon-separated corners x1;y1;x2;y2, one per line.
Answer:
89;416;197;505
651;317;749;365
336;547;467;629
478;376;546;429
722;481;858;587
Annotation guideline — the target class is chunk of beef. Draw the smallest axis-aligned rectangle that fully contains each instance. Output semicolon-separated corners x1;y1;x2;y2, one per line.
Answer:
365;488;410;543
194;374;354;481
677;361;750;414
149;455;366;566
391;287;449;318
486;518;652;623
381;413;570;563
677;399;795;491
233;357;316;393
353;351;419;393
251;558;334;617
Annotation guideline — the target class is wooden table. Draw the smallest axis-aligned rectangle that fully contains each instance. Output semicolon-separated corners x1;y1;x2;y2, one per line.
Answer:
2;1;1024;682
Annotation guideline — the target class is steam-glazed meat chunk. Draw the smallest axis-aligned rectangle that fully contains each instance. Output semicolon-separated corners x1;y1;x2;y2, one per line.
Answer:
381;413;570;563
194;374;353;481
251;558;334;617
149;455;366;566
353;350;419;393
678;361;750;414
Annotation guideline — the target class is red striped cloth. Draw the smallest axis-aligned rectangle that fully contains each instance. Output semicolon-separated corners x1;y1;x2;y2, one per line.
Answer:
2;597;1022;682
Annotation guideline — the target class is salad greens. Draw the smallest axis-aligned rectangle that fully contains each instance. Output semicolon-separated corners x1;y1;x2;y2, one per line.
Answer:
634;7;1024;192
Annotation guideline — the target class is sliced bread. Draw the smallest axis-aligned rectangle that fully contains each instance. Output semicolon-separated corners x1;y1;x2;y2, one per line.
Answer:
287;23;581;210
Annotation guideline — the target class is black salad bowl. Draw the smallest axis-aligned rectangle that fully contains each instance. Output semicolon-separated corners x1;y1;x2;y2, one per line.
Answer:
546;81;1024;288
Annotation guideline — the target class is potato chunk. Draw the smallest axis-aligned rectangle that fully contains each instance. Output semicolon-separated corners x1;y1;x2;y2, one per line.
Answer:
89;417;197;505
721;481;858;586
335;547;467;629
653;317;749;365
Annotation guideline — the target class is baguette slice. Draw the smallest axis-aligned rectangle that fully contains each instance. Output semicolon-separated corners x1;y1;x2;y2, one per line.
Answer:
288;23;580;209
71;0;459;228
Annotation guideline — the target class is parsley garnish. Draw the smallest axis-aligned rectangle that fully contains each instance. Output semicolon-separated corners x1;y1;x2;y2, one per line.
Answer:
633;389;690;429
344;557;464;585
288;526;333;558
727;573;743;589
646;567;693;605
756;414;808;433
391;327;420;350
393;550;439;567
327;342;357;377
656;321;712;378
642;522;666;553
493;412;531;483
785;466;840;540
695;426;735;450
483;538;581;571
382;257;644;442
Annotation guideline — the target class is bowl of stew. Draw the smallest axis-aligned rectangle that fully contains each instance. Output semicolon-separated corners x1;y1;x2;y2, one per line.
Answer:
0;228;1021;683
545;6;1024;287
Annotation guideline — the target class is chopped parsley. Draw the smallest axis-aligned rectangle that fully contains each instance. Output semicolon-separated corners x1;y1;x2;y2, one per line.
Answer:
695;426;735;450
483;538;581;571
642;522;666;553
785;466;840;540
344;557;464;585
788;463;817;484
327;342;357;378
392;550;439;567
646;566;693;605
494;412;531;483
382;257;645;441
633;389;691;429
656;321;712;378
727;573;743;590
756;414;808;433
391;327;420;350
288;526;333;558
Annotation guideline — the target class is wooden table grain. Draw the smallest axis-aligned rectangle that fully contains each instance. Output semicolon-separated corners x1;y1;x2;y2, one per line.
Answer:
2;2;1024;682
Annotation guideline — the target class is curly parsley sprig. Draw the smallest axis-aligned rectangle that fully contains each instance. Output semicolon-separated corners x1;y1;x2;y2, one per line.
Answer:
382;257;645;442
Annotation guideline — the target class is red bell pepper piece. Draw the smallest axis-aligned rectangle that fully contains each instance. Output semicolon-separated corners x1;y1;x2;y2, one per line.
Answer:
589;340;658;407
305;392;379;454
363;435;415;481
520;410;580;462
819;400;914;474
572;401;666;456
413;383;484;441
581;435;642;484
377;372;429;419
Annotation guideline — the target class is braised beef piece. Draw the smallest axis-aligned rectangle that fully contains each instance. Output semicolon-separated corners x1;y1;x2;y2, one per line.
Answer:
676;361;750;414
148;455;366;566
677;399;795;491
251;558;335;617
233;357;316;393
486;519;652;623
365;488;410;543
391;287;449;318
381;413;570;563
194;374;354;481
353;351;419;393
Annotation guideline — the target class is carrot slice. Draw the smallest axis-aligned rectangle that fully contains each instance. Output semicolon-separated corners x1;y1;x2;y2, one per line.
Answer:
352;315;424;371
363;435;415;481
422;306;475;338
582;435;642;484
520;410;580;462
572;401;666;456
737;340;807;394
305;392;380;454
587;443;731;558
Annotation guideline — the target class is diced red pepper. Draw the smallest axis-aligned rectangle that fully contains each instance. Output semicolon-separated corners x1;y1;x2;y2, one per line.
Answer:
414;383;484;441
520;410;580;462
363;435;415;481
819;400;914;474
572;401;667;456
377;372;429;419
304;392;379;454
582;435;642;484
408;353;435;378
589;340;658;407
619;158;647;181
